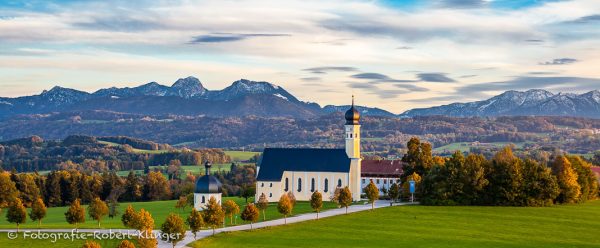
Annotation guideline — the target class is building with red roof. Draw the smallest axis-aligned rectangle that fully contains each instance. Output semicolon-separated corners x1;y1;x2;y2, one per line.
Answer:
361;159;405;194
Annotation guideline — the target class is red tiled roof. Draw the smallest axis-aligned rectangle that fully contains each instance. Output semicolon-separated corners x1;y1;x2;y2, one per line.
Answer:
361;160;404;177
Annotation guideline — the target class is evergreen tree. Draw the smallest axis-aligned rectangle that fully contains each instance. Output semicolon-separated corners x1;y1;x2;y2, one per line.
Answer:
203;196;224;235
364;180;379;210
310;191;323;219
108;199;120;219
338;186;353;214
88;197;109;227
388;183;400;204
552;155;581;204
29;197;47;227
222;200;240;225
65;198;85;230
160;213;186;248
123;171;142;202
240;203;259;229
6;198;27;231
256;193;269;221
277;193;292;224
186;208;203;240
45;171;62;207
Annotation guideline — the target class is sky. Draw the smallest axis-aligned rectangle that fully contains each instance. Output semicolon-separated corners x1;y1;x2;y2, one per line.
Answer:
1;0;600;113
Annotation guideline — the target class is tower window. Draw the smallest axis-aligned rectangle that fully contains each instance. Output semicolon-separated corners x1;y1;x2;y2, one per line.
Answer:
350;133;353;138
297;178;302;192
324;179;329;192
337;179;342;187
311;178;315;192
285;178;289;192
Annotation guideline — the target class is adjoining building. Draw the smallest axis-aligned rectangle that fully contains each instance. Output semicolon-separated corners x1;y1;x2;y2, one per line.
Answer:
194;161;222;210
255;96;404;202
361;159;404;195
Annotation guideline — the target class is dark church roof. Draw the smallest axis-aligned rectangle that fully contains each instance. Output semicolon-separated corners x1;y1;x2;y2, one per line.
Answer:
257;148;351;181
195;161;222;193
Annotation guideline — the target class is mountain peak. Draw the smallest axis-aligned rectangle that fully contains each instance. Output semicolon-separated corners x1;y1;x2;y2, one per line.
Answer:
171;76;206;98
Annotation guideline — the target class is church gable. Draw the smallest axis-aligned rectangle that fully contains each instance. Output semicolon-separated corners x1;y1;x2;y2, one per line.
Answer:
257;148;351;181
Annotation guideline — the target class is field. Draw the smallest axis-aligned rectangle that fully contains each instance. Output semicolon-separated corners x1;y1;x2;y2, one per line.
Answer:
0;197;337;230
433;142;527;154
98;140;169;154
0;232;127;248
224;150;260;162
191;200;600;248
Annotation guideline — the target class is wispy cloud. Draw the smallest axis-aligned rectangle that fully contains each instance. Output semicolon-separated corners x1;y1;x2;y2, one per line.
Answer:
189;33;291;43
302;66;358;74
417;73;456;82
539;58;578;65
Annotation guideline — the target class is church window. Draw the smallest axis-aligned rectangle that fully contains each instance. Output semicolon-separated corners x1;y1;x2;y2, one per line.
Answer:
324;179;329;192
270;183;273;187
269;193;272;197
201;196;205;203
311;178;315;192
298;178;302;192
261;183;264;187
350;133;353;138
376;179;380;184
362;179;365;183
285;178;289;192
337;179;342;187
384;179;387;184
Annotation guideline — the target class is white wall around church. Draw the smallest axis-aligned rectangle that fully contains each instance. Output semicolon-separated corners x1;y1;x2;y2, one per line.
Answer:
256;171;350;202
194;193;221;210
361;177;401;195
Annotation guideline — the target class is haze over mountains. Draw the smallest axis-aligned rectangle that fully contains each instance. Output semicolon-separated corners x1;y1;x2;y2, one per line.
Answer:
1;76;600;119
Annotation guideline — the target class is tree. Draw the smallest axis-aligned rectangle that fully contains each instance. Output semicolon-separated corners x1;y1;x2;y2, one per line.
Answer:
65;198;85;230
123;171;142;202
222;200;240;225
203;196;224;235
240;184;256;203
388;183;400;204
121;204;138;228
241;203;260;229
567;155;599;202
160;213;186;248
88;197;109;227
186;208;203;240
552;155;581;204
364;180;379;210
117;240;136;248
286;191;296;213
0;171;18;208
401;137;434;179
402;172;422;200
6;198;27;231
310;191;323;219
81;241;101;248
108;199;120;219
277;193;293;224
487;147;524;206
256;193;269;221
522;159;560;206
338;186;353;214
175;196;187;212
136;209;157;248
29;197;47;227
144;171;171;201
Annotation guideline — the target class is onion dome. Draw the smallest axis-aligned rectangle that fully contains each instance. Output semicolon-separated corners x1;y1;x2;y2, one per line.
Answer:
195;161;222;193
345;95;360;125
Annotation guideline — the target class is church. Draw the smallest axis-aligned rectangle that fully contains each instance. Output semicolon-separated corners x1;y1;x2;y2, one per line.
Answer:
255;97;403;202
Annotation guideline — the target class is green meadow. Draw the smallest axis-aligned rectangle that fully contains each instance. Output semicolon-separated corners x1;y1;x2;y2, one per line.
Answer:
192;200;600;248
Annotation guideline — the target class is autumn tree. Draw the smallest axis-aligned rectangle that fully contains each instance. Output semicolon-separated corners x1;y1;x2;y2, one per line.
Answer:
88;197;109;227
487;147;524;206
81;241;101;248
117;240;136;248
286;191;296;214
123;171;142;202
310;191;323;219
567;155;599;201
364;180;379;210
222;200;240;225
0;171;18;208
552;155;581;203
65;198;85;230
401;137;434;178
144;171;171;201
240;203;260;229
160;213;186;248
136;209;157;248
121;204;138;228
388;183;400;204
256;193;269;221
402;172;422;200
186;208;203;240
6;198;27;231
29;197;47;227
522;159;560;206
203;196;224;235
175;196;187;212
277;193;293;224
338;186;353;214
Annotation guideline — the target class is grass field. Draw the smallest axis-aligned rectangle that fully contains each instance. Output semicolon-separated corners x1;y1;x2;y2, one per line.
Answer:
433;142;527;154
191;200;600;248
0;197;337;230
224;151;260;162
98;140;169;154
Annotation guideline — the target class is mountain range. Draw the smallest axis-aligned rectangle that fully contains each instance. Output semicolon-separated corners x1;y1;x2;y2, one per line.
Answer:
1;77;600;119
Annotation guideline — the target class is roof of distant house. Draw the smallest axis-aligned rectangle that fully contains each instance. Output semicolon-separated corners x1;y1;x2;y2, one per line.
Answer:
361;159;404;177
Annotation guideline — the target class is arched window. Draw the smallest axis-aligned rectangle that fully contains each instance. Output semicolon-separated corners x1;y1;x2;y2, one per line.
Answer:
311;178;315;192
201;196;205;203
261;183;264;187
338;179;342;187
297;178;302;192
350;133;353;138
285;178;289;192
269;193;272;197
270;183;273;187
324;179;329;192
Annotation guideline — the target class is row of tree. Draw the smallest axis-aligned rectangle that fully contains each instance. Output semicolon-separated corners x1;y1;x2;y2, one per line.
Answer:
400;137;599;206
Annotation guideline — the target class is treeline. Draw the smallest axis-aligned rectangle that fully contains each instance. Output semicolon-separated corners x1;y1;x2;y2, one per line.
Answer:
0;135;230;172
401;138;599;206
98;136;171;150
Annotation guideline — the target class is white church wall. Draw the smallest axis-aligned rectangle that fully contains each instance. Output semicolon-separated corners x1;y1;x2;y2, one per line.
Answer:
361;177;401;194
194;193;222;210
256;171;350;202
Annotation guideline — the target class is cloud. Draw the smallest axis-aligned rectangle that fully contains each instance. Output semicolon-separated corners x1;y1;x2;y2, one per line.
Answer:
417;73;456;82
394;84;429;92
539;58;578;65
72;17;162;32
458;76;600;94
528;71;559;75
302;66;358;74
437;0;488;9
351;73;391;80
561;14;600;24
300;77;321;82
396;46;413;50
189;33;291;43
459;74;477;78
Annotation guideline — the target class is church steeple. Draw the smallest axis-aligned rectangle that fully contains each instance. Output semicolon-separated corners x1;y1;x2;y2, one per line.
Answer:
345;96;360;158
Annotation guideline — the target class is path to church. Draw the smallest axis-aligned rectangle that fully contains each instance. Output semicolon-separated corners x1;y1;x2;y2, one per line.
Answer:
0;200;411;247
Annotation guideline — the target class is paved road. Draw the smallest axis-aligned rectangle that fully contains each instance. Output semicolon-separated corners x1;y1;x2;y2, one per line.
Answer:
1;200;410;248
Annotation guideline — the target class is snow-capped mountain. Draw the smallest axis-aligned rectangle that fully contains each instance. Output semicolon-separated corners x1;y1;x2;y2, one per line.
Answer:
208;79;299;102
401;89;600;118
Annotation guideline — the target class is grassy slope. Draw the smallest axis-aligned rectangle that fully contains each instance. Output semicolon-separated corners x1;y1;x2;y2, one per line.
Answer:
433;142;527;153
0;197;337;230
192;200;600;248
224;151;260;162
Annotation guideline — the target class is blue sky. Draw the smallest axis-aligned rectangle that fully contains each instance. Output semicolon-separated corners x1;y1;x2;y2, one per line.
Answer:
1;0;599;113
